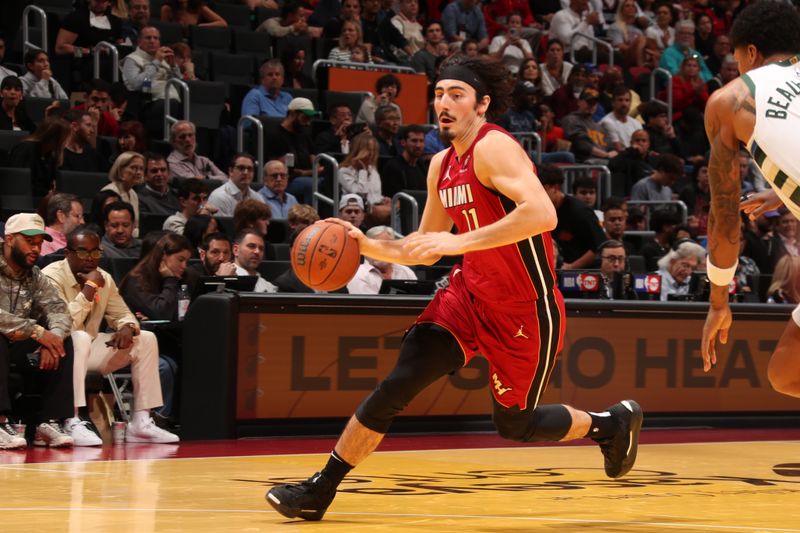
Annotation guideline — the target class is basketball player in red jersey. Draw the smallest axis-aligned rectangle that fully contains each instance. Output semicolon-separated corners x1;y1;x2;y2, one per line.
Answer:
266;57;643;521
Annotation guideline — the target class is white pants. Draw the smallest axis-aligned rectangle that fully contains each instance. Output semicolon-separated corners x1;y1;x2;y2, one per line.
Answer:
71;330;163;411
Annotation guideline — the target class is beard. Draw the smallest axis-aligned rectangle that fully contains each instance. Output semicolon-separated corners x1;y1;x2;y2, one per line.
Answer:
438;126;455;144
10;244;34;271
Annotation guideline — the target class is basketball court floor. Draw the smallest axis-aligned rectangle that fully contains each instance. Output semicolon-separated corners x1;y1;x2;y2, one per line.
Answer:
2;428;799;532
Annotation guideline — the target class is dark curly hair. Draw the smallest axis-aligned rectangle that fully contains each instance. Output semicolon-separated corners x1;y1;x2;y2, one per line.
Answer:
730;1;800;58
438;55;512;121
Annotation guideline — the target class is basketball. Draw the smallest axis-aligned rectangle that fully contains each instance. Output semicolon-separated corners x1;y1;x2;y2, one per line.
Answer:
291;221;361;291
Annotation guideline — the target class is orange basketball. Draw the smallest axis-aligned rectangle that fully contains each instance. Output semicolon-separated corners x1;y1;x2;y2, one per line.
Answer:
291;221;361;291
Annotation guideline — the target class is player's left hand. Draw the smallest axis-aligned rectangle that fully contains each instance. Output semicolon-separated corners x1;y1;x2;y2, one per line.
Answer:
701;302;732;372
404;231;462;260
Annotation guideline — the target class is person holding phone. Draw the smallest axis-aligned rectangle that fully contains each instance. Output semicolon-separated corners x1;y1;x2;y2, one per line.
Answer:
488;13;533;75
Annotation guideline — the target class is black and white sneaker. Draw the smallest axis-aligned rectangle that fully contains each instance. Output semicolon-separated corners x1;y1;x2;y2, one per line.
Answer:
592;399;643;478
265;472;337;521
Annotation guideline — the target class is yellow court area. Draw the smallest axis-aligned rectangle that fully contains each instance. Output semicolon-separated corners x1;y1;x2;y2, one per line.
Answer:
2;441;800;533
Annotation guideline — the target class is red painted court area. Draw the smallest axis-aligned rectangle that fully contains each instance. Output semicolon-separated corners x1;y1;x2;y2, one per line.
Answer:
2;427;799;465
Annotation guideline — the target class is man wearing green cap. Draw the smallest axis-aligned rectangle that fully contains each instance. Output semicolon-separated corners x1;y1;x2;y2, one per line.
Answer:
0;213;75;449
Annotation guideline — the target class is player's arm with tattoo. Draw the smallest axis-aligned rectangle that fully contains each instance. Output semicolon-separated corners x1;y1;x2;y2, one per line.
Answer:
701;79;754;370
705;82;750;305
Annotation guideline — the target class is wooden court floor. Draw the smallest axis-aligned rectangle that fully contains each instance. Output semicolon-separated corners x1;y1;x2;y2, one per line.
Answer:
2;435;800;533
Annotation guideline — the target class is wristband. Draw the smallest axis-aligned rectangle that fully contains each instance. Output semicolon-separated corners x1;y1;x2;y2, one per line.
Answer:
707;260;738;286
84;280;99;290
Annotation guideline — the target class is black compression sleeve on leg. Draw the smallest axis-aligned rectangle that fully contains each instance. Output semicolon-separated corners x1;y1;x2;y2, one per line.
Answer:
493;403;572;442
355;323;464;433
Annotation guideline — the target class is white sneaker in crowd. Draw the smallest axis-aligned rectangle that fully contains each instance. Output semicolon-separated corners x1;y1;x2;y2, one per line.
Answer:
0;422;27;450
125;417;180;444
34;421;74;448
64;418;103;447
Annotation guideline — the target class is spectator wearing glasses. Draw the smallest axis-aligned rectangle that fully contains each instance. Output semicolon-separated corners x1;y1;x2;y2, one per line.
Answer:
208;153;266;217
597;240;636;300
259;160;298;219
657;240;706;301
42;228;179;444
42;194;85;256
163;179;214;234
658;20;713;81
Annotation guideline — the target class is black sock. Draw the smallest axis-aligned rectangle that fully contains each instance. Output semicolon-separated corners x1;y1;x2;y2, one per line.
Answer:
586;411;617;439
320;450;353;487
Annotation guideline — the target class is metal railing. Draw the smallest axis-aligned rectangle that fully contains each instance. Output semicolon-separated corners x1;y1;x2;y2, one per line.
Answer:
391;192;420;237
22;5;47;55
237;115;264;183
570;32;614;67
649;68;673;124
312;153;340;212
561;165;612;209
93;41;119;82
163;78;190;141
512;131;543;166
628;200;688;224
311;59;417;84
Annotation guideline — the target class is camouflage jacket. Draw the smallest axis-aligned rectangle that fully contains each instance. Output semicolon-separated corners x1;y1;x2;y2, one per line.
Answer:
0;245;71;341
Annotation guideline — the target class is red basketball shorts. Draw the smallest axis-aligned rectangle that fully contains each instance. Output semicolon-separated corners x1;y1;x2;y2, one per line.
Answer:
416;267;566;410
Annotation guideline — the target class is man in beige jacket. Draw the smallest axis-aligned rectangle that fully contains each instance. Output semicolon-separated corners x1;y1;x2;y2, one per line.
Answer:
43;227;178;445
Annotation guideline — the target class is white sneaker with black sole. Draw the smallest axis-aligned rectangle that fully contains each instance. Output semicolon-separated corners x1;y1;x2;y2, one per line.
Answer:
0;422;27;449
64;418;103;446
125;417;179;444
34;421;74;448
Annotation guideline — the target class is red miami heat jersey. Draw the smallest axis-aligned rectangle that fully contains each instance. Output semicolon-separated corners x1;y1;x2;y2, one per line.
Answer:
437;123;558;307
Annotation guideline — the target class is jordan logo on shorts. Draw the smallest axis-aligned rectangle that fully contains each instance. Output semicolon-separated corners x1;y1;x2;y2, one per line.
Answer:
514;325;529;339
492;373;512;396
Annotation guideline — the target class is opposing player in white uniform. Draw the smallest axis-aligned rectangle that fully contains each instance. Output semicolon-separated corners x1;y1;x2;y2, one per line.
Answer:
702;1;800;398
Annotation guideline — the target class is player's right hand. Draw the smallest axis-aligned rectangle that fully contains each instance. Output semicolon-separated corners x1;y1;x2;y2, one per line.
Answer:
741;189;783;220
701;303;732;372
323;218;365;243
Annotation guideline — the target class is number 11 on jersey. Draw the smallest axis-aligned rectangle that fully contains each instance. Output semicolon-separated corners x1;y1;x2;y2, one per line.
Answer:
461;207;479;230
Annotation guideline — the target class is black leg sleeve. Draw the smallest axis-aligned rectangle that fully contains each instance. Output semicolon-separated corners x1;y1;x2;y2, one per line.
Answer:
492;400;572;443
355;323;465;434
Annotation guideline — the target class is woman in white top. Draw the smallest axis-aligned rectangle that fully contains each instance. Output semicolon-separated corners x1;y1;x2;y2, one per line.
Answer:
20;50;68;100
338;133;391;224
540;39;573;97
607;0;646;67
488;13;533;75
328;20;369;62
644;2;674;49
102;151;144;237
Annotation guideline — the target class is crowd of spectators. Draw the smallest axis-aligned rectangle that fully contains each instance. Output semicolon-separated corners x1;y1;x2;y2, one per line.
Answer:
0;0;796;450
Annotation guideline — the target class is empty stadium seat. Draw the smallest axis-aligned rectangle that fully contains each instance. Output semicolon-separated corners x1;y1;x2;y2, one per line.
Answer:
0;167;34;197
149;20;184;48
232;29;272;63
24;97;69;124
111;257;139;283
265;218;288;243
56;171;110;200
266;242;290;261
140;213;170;236
257;260;291;281
210;52;256;86
213;2;253;29
0;131;29;166
189;26;232;53
186;80;228;129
